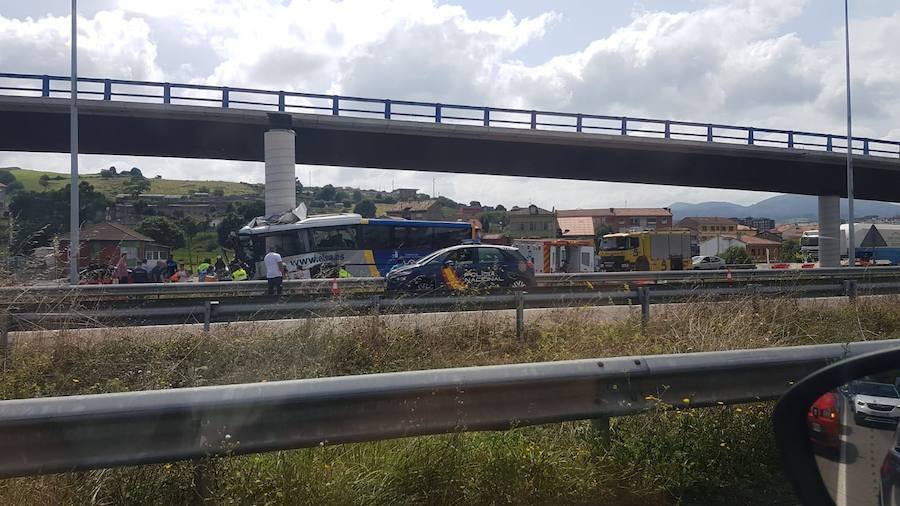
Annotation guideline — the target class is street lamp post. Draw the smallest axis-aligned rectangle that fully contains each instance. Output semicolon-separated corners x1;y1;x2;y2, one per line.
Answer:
844;0;855;266
69;0;80;285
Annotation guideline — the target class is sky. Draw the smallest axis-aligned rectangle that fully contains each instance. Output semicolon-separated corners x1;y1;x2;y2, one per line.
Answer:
1;0;898;209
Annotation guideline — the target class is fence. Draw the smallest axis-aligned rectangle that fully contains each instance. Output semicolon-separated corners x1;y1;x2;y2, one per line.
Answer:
1;338;898;479
1;72;898;158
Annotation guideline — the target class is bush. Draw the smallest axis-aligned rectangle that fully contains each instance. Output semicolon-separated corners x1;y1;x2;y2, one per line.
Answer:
353;199;377;218
136;216;186;249
721;245;753;264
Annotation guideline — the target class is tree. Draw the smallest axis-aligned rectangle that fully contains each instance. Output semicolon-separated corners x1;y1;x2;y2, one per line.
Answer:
38;174;50;188
216;213;246;248
100;166;117;178
212;188;225;197
0;170;15;185
495;204;506;212
6;180;24;193
234;200;265;221
124;178;151;197
316;184;336;201
780;238;804;262
477;210;509;233
176;215;204;238
129;167;144;179
352;190;363;203
353;199;377;218
9;183;110;252
721;245;753;265
137;216;186;249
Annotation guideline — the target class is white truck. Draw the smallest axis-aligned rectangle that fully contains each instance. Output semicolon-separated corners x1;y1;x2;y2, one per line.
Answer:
511;239;595;274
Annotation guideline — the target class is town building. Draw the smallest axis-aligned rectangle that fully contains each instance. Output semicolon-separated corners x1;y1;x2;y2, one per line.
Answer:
112;193;260;224
57;222;172;268
386;199;442;221
772;223;818;241
731;217;776;232
699;235;781;262
507;205;557;239
390;188;419;201
556;208;673;233
676;217;739;242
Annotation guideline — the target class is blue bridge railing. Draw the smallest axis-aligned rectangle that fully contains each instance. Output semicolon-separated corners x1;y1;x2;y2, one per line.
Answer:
1;72;898;158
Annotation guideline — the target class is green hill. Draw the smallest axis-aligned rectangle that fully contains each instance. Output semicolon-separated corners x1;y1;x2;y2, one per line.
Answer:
1;167;262;199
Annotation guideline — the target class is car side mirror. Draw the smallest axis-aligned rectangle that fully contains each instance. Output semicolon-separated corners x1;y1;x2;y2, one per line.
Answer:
773;346;900;506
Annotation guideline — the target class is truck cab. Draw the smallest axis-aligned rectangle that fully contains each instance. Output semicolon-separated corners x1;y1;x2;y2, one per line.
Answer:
598;231;692;271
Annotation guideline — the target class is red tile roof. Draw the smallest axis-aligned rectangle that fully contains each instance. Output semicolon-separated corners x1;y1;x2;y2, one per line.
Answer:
78;223;155;242
557;217;595;236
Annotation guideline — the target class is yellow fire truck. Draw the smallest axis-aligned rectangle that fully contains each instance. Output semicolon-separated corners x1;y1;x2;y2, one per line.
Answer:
597;230;692;271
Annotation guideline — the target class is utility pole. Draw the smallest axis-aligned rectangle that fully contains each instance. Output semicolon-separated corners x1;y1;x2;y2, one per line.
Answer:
844;0;856;266
69;0;80;285
432;177;436;198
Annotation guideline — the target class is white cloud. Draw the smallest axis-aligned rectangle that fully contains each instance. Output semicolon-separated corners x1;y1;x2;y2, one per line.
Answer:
1;0;899;209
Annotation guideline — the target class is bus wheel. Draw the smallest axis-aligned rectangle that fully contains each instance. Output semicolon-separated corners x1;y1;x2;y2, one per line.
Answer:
635;257;650;271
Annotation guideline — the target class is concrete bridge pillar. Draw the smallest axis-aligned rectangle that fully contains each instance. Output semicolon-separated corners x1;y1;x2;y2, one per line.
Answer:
818;195;840;268
264;128;296;217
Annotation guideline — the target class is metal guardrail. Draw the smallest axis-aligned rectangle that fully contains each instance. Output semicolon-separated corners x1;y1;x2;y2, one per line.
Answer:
1;339;898;478
7;276;895;334
2;266;899;303
1;72;898;158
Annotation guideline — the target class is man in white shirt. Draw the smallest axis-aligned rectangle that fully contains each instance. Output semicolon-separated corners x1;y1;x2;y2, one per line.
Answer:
264;246;286;295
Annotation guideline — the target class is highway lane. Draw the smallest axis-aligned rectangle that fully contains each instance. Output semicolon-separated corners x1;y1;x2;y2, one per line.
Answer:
816;393;895;505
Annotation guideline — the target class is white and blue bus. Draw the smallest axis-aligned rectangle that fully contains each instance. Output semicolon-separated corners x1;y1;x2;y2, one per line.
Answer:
236;213;475;278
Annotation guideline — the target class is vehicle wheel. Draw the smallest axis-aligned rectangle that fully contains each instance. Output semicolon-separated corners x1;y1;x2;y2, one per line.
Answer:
410;277;435;293
635;257;650;271
509;279;527;289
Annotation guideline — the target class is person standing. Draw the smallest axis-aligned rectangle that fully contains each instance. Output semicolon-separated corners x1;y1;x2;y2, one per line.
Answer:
114;252;129;284
165;254;178;279
131;259;149;283
150;260;166;283
264;246;286;295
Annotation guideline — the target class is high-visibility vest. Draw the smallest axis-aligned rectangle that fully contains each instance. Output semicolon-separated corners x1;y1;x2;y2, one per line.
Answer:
232;268;248;281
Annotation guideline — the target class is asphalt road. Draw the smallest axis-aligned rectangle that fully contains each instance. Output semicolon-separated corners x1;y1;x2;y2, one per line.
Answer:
815;393;896;505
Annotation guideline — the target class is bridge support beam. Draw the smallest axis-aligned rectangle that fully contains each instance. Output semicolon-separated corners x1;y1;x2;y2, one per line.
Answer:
264;129;297;217
818;195;841;268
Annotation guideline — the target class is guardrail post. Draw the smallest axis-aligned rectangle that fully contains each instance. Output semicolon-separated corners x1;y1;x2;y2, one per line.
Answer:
591;416;611;447
192;458;213;504
483;108;490;127
748;128;754;145
638;287;650;328
530;111;537;130
332;96;339;116
1;312;9;370
277;91;285;112
163;84;171;104
664;120;671;139
384;100;391;119
843;280;858;302
41;75;50;97
706;125;713;142
203;301;219;332
515;290;525;339
788;131;794;148
103;80;112;100
435;104;442;123
222;88;229;108
863;139;870;155
826;135;833;151
621;118;627;135
576;114;583;133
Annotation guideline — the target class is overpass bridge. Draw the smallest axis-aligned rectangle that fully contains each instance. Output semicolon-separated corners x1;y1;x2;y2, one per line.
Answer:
1;72;899;265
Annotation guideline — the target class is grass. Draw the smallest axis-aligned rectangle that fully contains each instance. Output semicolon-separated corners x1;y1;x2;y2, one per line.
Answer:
2;167;261;199
172;232;232;272
3;296;900;504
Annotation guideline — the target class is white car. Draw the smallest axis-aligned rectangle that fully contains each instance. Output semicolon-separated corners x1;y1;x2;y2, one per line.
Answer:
691;255;726;270
849;381;900;426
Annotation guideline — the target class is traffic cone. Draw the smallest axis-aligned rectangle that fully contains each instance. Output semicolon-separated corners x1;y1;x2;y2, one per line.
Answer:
331;278;340;296
726;268;733;286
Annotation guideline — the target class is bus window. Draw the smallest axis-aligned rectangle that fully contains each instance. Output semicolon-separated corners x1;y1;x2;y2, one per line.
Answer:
394;227;433;250
361;225;392;250
434;227;469;249
312;226;358;251
262;231;307;257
